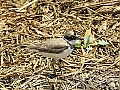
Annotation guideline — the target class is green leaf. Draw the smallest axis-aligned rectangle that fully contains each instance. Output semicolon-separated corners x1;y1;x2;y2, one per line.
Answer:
98;40;109;45
83;35;90;48
74;40;81;48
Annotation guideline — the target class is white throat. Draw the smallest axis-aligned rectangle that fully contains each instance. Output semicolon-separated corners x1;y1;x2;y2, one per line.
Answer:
69;40;77;44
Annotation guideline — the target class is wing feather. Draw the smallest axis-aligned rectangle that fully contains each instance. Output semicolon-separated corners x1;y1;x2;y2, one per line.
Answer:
30;38;69;54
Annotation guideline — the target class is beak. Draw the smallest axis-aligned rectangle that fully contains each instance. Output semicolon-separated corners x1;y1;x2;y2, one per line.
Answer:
76;34;83;40
77;37;83;40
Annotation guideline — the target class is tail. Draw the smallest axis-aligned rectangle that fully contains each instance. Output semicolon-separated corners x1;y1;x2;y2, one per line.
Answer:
20;44;38;51
20;45;28;48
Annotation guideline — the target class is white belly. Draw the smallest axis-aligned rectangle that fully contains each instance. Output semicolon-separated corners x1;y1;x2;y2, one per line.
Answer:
39;47;73;60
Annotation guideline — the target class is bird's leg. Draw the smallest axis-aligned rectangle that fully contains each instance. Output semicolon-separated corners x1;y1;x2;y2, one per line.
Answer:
57;59;63;75
51;59;56;75
58;59;62;71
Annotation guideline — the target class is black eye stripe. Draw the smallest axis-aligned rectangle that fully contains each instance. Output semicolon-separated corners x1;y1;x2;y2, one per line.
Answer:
71;36;78;39
65;35;77;41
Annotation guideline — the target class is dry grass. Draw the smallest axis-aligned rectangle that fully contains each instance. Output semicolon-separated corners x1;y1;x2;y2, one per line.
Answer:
0;0;120;90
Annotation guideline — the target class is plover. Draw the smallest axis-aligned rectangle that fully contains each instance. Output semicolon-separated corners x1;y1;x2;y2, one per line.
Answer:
20;31;80;74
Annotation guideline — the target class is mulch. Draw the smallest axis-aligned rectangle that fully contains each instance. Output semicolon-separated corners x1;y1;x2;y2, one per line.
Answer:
0;0;120;90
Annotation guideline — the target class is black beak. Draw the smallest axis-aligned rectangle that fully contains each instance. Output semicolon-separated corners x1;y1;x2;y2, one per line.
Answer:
77;37;83;40
76;35;83;40
75;34;83;40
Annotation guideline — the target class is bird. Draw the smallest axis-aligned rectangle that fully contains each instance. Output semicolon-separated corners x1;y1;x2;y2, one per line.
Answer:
20;30;80;75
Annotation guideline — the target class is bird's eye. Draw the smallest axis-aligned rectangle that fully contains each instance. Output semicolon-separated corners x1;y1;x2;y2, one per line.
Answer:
71;35;77;40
